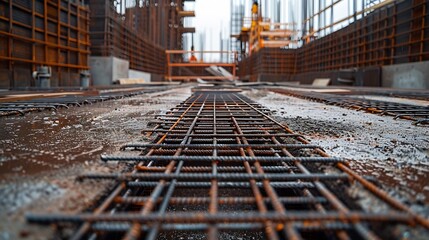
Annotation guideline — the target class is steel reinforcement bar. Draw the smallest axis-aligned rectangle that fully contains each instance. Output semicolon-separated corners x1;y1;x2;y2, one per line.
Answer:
271;88;429;125
26;89;429;239
0;86;174;117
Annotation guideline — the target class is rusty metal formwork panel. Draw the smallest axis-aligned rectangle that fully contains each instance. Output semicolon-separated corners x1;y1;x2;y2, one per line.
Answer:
0;0;90;88
239;48;296;82
238;0;429;82
296;0;429;73
89;0;188;75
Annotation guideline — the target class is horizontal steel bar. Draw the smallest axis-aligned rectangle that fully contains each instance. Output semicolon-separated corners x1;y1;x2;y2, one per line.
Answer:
153;133;302;137
115;196;327;205
137;166;296;173
0;109;25;115
0;102;69;108
141;129;283;133
91;223;264;232
78;173;350;181
121;143;317;150
91;222;352;232
0;105;57;110
126;181;315;189
100;155;344;163
26;211;414;224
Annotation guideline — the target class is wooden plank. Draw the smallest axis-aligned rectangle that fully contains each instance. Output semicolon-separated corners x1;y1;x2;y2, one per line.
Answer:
0;91;91;103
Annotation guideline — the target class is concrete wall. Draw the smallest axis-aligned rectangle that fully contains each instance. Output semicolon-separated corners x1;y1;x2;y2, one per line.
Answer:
89;56;129;86
382;61;429;89
112;57;129;83
129;69;151;82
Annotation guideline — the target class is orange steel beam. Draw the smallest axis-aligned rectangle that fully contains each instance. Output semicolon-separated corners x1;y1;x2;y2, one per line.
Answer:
169;63;236;67
0;56;90;69
178;11;195;17
166;50;237;54
165;50;238;81
165;76;237;80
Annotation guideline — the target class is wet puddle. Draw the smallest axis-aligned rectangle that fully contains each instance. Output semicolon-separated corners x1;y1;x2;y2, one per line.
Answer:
0;89;191;181
0;105;115;180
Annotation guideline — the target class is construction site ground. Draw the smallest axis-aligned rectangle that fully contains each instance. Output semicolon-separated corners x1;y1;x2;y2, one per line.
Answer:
0;86;428;239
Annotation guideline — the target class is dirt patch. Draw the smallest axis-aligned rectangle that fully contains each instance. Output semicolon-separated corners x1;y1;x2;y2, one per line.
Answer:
0;87;191;240
282;116;359;138
243;89;429;213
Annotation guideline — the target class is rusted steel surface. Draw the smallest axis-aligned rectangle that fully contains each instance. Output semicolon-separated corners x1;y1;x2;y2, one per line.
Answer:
0;0;90;88
297;0;429;72
27;89;429;239
238;48;296;82
238;0;429;82
271;88;429;125
89;0;193;76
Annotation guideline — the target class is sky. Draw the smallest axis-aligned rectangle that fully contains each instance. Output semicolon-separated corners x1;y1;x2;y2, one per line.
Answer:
183;0;231;61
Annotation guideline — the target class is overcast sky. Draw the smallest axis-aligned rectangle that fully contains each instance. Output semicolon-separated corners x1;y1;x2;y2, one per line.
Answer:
183;0;231;61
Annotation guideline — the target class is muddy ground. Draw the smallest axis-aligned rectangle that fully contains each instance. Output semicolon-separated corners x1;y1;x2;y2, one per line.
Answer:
1;86;428;239
244;89;429;216
0;88;191;240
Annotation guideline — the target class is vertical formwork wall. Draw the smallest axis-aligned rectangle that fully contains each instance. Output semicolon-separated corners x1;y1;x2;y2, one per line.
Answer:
296;0;429;73
238;48;296;82
89;0;187;76
238;0;429;84
0;0;90;88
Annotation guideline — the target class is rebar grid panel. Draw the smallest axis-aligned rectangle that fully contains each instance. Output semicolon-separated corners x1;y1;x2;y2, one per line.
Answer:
347;89;429;101
0;86;172;117
271;88;429;125
27;90;429;239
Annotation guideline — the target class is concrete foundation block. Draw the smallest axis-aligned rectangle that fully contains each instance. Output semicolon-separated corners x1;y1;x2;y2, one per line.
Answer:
382;62;429;89
89;56;129;86
129;69;151;82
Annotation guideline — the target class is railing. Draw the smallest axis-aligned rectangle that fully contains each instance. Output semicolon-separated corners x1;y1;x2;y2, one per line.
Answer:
165;50;238;81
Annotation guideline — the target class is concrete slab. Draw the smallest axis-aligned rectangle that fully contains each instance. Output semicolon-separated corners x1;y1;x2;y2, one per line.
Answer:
382;61;429;89
129;69;151;82
312;78;331;86
89;57;129;86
